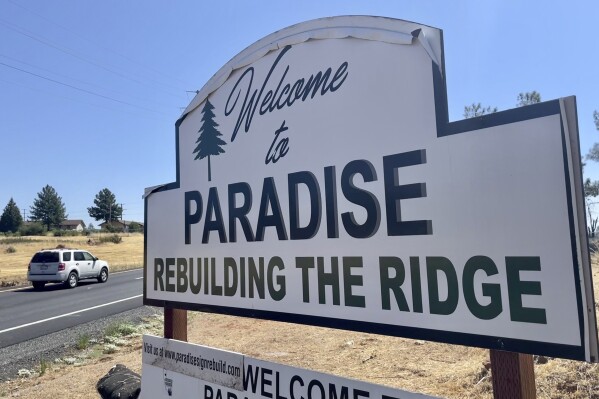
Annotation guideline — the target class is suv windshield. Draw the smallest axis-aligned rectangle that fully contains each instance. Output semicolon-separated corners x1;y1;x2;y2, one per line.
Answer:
31;252;59;263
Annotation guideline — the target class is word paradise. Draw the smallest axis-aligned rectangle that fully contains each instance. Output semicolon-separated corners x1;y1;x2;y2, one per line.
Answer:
184;149;432;245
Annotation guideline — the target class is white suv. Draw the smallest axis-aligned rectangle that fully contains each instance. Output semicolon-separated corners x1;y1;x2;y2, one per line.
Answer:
27;248;110;290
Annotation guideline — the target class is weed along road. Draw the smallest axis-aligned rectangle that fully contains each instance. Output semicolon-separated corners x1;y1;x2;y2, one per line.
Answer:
0;269;143;348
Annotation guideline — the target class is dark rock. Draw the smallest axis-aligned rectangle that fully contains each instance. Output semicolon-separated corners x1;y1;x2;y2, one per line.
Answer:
97;364;141;399
534;355;549;364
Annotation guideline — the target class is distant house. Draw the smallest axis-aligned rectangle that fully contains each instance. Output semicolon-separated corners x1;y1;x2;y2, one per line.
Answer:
59;219;86;231
99;220;144;232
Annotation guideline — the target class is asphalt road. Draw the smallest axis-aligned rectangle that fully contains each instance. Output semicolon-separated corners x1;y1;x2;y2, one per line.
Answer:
0;268;144;348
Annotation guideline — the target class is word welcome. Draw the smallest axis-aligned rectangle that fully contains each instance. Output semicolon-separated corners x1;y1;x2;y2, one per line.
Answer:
224;45;349;142
206;363;376;399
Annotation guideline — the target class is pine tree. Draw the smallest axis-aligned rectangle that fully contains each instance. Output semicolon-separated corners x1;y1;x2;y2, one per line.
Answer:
30;185;67;230
517;91;541;107
586;111;599;162
193;99;226;181
463;103;498;118
88;188;122;224
0;198;23;233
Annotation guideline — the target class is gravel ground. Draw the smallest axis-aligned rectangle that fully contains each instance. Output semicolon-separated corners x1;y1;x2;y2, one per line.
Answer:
0;305;162;382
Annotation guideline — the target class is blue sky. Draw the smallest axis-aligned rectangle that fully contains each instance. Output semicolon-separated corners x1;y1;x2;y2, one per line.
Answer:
0;0;597;228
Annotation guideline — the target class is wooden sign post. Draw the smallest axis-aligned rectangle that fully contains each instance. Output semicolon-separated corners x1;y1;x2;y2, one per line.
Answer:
491;350;536;399
164;306;187;342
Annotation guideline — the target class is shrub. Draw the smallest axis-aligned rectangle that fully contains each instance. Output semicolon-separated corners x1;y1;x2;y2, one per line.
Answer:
104;224;122;233
19;223;46;236
103;344;118;354
99;234;122;244
128;222;144;233
52;229;81;237
105;322;136;337
76;333;90;350
39;357;49;376
4;246;16;254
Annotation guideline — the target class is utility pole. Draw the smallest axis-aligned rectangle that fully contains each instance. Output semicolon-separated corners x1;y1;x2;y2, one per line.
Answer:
22;209;27;221
121;203;125;232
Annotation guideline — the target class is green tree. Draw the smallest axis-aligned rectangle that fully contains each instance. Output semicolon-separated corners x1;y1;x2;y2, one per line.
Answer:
88;188;122;224
464;91;542;120
30;185;67;230
0;198;23;233
585;178;599;238
583;111;599;240
193;99;226;181
463;103;498;119
587;111;599;162
516;91;541;107
19;222;46;236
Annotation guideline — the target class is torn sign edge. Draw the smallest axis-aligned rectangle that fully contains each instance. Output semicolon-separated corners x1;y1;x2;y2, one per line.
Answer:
180;15;444;121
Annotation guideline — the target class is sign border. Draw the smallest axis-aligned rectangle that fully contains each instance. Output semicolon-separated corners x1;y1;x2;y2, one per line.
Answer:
143;16;597;362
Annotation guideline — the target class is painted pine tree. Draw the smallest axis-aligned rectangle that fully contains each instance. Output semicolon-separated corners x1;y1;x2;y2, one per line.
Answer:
193;99;226;181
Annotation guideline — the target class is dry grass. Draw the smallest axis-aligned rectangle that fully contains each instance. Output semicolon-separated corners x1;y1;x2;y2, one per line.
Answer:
184;313;495;398
0;233;143;285
536;360;599;398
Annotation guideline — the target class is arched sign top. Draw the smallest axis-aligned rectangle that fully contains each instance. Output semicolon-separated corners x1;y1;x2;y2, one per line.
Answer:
181;16;444;120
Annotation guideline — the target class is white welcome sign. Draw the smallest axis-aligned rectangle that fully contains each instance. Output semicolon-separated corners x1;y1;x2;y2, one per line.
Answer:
144;16;598;361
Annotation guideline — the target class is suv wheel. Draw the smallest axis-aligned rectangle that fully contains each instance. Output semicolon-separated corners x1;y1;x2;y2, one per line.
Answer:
66;272;78;288
97;267;108;283
32;281;45;290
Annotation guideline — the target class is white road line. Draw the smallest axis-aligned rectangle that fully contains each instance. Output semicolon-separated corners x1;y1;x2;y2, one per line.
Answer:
0;294;143;334
135;277;144;280
113;268;143;275
0;268;143;293
0;284;55;293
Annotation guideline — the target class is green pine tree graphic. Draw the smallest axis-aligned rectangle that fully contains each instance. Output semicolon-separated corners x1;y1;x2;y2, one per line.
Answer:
193;99;226;181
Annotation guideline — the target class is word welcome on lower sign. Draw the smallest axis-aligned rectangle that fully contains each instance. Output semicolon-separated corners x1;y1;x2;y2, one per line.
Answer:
140;335;438;399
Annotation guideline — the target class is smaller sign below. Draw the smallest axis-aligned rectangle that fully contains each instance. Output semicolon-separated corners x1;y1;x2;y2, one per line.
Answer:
141;335;439;399
142;335;244;391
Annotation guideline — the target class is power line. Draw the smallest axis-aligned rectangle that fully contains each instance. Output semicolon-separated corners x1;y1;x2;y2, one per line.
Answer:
0;17;186;100
0;53;178;109
0;77;168;120
6;0;192;90
0;62;169;115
